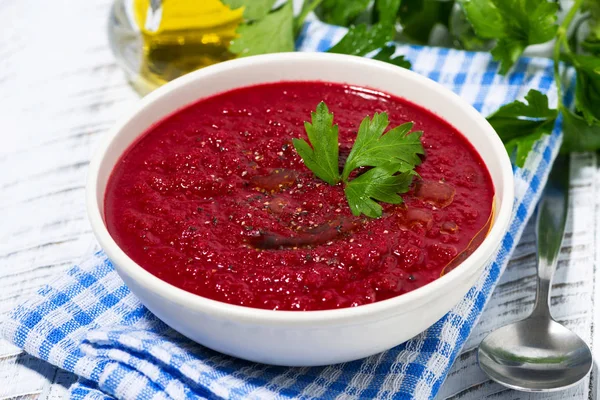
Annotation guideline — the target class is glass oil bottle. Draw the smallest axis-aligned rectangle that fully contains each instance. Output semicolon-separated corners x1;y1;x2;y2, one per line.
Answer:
108;0;243;94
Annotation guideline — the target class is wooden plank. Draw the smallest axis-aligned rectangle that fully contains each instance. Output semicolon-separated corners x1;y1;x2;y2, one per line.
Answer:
0;0;138;397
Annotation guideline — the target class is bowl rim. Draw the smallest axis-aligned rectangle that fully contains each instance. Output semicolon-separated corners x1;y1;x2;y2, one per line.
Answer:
87;52;514;326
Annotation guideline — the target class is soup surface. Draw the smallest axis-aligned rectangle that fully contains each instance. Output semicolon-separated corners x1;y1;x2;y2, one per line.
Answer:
105;81;494;311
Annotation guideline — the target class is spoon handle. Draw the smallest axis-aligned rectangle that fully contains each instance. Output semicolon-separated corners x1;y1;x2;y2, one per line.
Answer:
532;154;570;319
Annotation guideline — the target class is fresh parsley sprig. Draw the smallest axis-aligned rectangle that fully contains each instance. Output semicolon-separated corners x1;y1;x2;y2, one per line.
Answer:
327;23;394;56
316;0;371;26
459;0;559;74
478;0;600;159
228;1;294;57
487;89;558;168
344;164;417;218
342;112;423;180
556;0;600;153
293;102;424;218
292;102;341;186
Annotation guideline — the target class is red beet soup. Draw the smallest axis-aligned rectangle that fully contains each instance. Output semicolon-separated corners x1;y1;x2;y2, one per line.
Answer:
105;81;494;311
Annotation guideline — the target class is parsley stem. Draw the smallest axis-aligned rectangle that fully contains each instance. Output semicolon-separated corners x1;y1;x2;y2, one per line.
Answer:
553;0;584;111
553;36;564;109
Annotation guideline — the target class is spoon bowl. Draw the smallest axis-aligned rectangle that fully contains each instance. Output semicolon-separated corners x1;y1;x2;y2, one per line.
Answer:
478;318;593;392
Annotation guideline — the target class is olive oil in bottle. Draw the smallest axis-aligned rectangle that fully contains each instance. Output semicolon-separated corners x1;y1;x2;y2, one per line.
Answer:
109;0;243;94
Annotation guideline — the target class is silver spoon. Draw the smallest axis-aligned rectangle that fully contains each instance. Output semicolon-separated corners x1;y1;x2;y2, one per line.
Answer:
478;155;593;392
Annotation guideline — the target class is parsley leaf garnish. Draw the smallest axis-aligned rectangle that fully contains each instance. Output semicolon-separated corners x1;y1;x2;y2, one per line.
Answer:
293;102;424;218
449;6;491;51
581;0;600;55
374;0;402;26
327;23;413;69
342;113;423;180
487;89;558;167
222;0;277;21
398;0;455;44
323;2;413;70
372;45;412;68
458;0;559;74
229;1;294;57
345;165;416;218
327;23;395;56
568;53;600;125
292;102;341;186
562;109;600;152
317;0;371;26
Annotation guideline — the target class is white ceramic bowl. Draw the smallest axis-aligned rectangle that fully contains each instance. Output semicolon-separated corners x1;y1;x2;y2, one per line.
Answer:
87;52;514;367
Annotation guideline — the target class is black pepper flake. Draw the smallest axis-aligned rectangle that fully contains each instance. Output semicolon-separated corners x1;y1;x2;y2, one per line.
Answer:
228;265;235;271
228;215;233;221
189;226;198;231
212;217;218;225
244;225;254;231
197;207;203;212
408;274;416;281
282;143;289;151
304;254;313;261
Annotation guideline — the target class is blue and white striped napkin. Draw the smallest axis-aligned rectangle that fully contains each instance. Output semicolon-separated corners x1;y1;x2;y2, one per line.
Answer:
3;20;565;400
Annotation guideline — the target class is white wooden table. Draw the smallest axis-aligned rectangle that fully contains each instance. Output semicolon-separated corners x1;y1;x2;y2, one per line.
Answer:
1;1;598;398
